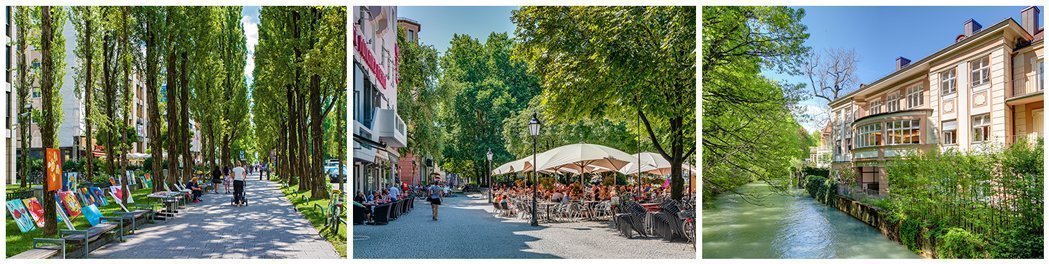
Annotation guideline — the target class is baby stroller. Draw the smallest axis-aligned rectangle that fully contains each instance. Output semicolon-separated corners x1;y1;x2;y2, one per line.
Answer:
231;181;248;206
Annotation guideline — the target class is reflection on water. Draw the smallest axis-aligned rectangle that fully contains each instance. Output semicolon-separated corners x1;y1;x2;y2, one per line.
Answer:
703;183;919;259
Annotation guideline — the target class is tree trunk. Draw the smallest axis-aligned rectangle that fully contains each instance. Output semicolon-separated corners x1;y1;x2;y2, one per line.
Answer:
84;16;95;183
166;43;179;186
180;52;192;182
40;6;58;236
309;74;327;199
103;34;117;181
287;87;298;187
145;15;163;192
119;8;130;207
16;7;30;189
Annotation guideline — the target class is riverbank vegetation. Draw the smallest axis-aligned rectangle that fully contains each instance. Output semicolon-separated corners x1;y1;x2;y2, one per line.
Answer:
882;139;1043;258
701;6;816;205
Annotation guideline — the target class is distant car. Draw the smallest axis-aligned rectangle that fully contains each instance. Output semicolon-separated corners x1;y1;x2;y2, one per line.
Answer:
325;164;348;183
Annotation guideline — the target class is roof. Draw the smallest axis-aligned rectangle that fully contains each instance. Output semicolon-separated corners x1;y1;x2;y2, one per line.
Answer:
829;18;1037;107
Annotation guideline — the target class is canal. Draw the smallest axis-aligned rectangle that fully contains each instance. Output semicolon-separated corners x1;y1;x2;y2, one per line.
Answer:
703;183;919;259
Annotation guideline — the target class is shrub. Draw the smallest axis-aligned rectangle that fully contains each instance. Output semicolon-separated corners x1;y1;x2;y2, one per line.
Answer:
802;167;829;177
899;218;922;252
936;228;988;259
804;175;836;205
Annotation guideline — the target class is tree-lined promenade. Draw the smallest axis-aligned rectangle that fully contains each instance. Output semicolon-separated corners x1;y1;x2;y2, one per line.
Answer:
9;6;346;256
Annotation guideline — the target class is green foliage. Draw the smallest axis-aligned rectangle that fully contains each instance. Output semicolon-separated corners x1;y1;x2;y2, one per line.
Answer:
804;175;836;205
436;32;539;182
886;139;1043;258
936;228;989;259
396;26;443;161
802;167;829;178
701;6;811;202
899;218;922;252
512;6;696;200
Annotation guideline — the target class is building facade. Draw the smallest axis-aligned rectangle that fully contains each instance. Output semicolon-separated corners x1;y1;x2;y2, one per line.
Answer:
829;7;1044;195
353;6;408;194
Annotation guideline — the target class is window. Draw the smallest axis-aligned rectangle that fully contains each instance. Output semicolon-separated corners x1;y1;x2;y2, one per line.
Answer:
886;119;920;145
408;29;415;42
887;93;900;112
869;99;882;115
972;114;991;142
856;123;883;148
906;85;924;109
941;69;956;96
942;120;957;145
1039;59;1044;92
970;56;990;87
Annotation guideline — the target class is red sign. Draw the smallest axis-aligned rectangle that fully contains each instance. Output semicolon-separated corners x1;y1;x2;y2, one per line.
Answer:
45;148;62;192
354;25;388;90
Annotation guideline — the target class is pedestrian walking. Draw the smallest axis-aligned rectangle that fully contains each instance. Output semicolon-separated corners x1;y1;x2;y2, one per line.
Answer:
211;166;222;194
232;161;247;206
428;174;444;221
223;166;232;194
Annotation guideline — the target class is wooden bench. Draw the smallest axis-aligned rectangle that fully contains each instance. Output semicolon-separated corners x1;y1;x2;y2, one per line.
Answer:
10;238;65;259
60;220;123;258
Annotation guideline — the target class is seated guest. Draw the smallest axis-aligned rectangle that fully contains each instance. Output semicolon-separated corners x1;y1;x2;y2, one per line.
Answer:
186;177;203;203
354;191;367;204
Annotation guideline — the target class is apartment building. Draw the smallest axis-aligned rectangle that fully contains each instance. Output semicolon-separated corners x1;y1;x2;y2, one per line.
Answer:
353;6;408;194
829;7;1044;195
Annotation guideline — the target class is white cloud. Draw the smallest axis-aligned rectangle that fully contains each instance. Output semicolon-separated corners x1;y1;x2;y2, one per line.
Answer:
242;15;259;82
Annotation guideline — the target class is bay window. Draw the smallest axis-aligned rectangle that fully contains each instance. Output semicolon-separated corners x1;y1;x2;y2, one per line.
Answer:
886;119;920;145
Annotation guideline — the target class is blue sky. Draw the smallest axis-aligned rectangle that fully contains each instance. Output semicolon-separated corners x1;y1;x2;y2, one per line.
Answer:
767;6;1040;132
397;6;519;55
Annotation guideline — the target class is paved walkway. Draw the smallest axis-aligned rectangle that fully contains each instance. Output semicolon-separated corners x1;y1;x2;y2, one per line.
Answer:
353;194;694;259
91;173;339;259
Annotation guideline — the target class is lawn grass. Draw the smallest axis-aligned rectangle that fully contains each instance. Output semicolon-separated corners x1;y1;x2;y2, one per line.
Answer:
5;187;156;257
278;183;347;258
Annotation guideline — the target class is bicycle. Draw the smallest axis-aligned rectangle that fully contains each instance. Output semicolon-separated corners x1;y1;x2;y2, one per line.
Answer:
678;196;696;248
315;189;346;234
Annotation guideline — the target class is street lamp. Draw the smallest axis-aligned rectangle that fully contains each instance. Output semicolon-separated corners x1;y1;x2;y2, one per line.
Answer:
486;148;493;203
528;112;541;227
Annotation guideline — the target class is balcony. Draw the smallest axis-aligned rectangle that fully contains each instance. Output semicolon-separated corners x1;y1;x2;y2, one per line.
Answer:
374;108;407;148
1010;74;1043;100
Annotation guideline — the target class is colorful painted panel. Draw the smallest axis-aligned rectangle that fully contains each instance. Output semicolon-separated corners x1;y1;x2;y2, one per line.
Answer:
6;200;35;233
22;197;46;228
82;204;103;226
58;191;83;219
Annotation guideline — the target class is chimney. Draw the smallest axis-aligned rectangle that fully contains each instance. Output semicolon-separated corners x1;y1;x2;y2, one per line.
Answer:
896;57;911;70
1021;6;1041;37
964;19;983;37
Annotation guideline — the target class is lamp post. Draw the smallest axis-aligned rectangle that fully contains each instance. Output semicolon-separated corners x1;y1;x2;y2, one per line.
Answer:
528;112;541;227
486;148;493;203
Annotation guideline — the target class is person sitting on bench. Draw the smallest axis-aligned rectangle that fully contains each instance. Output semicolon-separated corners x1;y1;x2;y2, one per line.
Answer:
186;177;203;203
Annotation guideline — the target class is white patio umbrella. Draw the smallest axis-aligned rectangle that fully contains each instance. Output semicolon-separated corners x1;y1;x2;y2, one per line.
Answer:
492;155;534;175
619;152;671;175
533;143;635;185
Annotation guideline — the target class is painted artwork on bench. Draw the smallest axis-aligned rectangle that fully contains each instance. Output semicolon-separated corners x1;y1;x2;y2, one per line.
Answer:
141;174;153;189
90;187;109;206
55;202;74;230
6;200;36;233
78;187;97;206
82;204;103;226
58;191;83;219
22;197;46;228
109;186;135;204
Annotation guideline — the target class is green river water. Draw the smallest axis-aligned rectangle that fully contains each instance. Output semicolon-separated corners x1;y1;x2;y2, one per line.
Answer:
703;183;920;259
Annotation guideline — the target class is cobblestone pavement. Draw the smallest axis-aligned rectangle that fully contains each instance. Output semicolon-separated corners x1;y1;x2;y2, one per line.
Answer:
91;174;340;259
353;193;695;259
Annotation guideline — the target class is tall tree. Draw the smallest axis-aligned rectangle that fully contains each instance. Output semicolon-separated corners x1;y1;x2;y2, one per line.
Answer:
133;7;165;191
396;25;444;173
512;6;696;200
164;7;181;186
14;7;35;189
71;7;100;182
38;6;68;236
701;6;811;202
437;32;539;185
